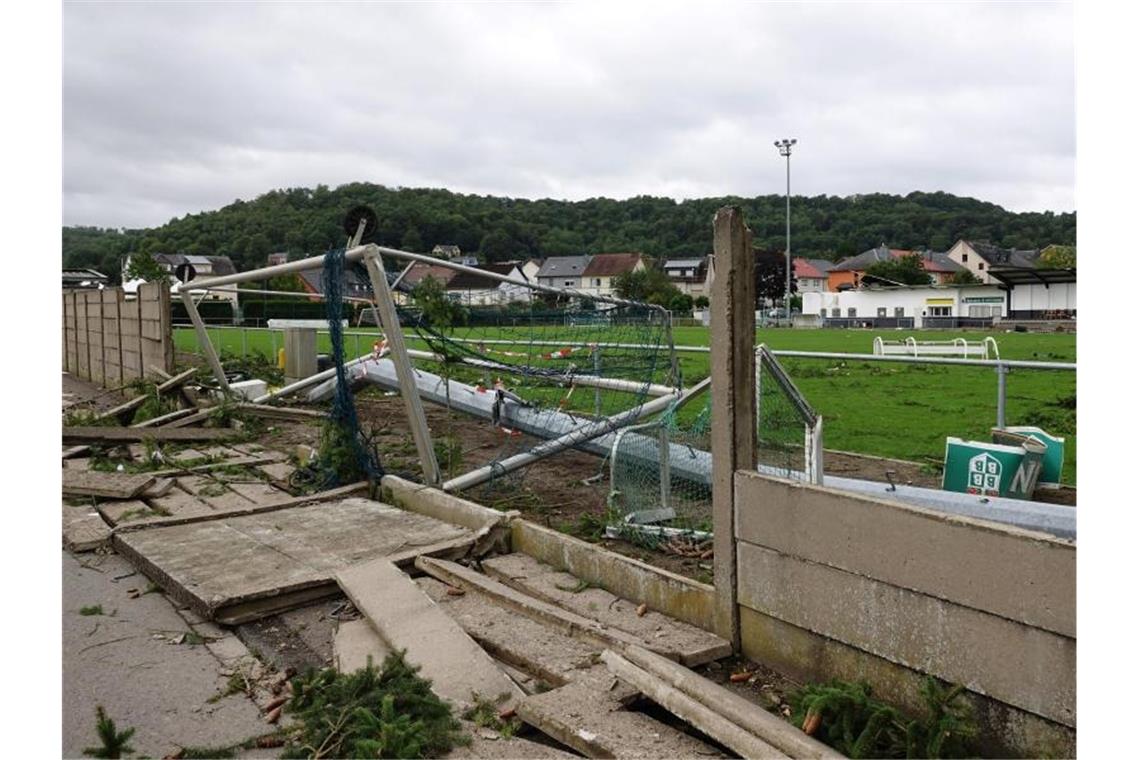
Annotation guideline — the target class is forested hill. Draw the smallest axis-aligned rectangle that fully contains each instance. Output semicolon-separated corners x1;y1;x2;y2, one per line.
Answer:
63;184;1076;282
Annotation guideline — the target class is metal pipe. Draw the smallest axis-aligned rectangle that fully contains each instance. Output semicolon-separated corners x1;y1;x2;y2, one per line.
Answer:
175;244;375;291
440;382;700;493
180;290;231;392
996;363;1009;428
252;352;373;403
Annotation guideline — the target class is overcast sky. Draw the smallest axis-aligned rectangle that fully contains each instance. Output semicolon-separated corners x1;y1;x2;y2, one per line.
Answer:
63;1;1074;229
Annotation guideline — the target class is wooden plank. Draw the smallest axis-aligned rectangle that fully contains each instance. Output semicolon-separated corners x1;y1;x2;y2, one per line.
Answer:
734;471;1075;637
709;206;755;648
601;650;786;759
735;541;1075;726
62;426;237;444
63;470;155;499
415;557;673;660
235;403;327;421
481;553;730;667
114;498;472;622
517;679;723;759
62;501;112;552
337;559;523;710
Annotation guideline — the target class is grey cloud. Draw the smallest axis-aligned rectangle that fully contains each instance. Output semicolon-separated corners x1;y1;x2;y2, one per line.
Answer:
63;1;1074;228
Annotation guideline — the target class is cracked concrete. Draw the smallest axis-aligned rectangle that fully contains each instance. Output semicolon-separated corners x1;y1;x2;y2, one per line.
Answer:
62;551;270;758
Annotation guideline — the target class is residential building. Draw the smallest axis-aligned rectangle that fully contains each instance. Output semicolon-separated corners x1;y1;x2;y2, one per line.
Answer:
432;244;479;267
122;253;239;306
267;252;288;266
296;266;375;302
62;268;109;290
442;263;530;306
945;240;1039;285
793;258;832;293
826;245;965;290
581;253;646;297
664;257;712;298
535;256;591;289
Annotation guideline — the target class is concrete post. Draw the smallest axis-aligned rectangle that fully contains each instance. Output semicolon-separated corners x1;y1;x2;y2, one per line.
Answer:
710;207;756;648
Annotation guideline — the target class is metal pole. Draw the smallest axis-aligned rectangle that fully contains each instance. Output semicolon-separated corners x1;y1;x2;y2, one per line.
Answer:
181;290;231;392
996;363;1009;428
594;346;602;417
658;422;671;512
785;150;791;323
362;250;442;486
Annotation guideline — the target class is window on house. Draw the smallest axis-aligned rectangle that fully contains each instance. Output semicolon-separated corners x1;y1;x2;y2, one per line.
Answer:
564;280;575;287
961;254;968;262
977;263;985;270
894;307;905;318
820;309;827;318
929;306;951;317
592;278;601;287
831;308;841;318
877;307;887;317
847;308;857;318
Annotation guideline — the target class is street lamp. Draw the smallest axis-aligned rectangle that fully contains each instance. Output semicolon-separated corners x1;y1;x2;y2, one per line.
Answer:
774;138;796;324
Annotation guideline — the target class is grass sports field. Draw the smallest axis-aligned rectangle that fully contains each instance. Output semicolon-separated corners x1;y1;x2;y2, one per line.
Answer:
174;324;1077;485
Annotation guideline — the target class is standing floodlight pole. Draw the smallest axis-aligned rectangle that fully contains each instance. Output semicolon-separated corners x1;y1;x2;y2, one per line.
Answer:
774;138;796;325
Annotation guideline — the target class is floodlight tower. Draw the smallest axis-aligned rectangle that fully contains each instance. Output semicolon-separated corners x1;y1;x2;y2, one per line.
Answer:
774;138;797;323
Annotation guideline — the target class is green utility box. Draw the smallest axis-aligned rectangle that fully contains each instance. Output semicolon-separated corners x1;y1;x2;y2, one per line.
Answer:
942;436;1046;500
993;426;1065;489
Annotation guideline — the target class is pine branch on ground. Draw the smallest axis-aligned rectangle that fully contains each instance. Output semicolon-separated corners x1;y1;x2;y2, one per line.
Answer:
83;705;136;759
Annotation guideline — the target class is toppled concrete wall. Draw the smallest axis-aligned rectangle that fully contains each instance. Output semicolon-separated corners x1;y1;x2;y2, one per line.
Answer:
63;283;173;389
734;471;1075;757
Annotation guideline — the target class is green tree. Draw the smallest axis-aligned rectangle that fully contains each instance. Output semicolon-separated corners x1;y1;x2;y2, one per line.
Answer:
1037;244;1076;269
755;250;795;305
864;254;932;285
124;251;169;284
948;269;982;285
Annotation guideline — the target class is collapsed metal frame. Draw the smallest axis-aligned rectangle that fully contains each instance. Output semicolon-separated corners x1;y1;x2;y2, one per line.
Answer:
176;242;678;492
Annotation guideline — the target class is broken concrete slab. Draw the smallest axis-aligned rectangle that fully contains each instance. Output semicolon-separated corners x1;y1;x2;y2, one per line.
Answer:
175;476;260;511
601;650;787;759
417;576;604;688
114;498;473;624
334;618;392;673
63;470;155;499
257;461;297;483
141;477;175;498
144;488;215;520
517;679;725;759
337;558;523;711
96;499;158;527
416;557;678;661
62;502;112;552
482;553;731;666
226;481;295;506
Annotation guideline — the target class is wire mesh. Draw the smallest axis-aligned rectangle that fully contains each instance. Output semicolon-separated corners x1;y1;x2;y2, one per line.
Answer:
606;347;821;550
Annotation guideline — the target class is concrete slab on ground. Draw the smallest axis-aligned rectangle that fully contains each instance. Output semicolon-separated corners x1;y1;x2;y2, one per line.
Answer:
337;558;523;711
115;497;472;623
483;553;731;666
334;618;391;673
517;679;725;759
62;552;267;759
62;502;111;552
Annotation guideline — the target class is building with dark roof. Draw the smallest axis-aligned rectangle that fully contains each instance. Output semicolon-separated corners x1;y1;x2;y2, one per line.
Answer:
827;245;965;291
946;240;1040;285
664;257;711;297
535;256;591;289
63;268;109;290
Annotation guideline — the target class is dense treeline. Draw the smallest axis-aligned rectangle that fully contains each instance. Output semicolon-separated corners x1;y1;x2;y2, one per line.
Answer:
62;184;1076;283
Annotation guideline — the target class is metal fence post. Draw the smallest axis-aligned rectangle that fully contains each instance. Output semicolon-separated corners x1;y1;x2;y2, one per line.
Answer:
996;363;1009;428
594;346;602;417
